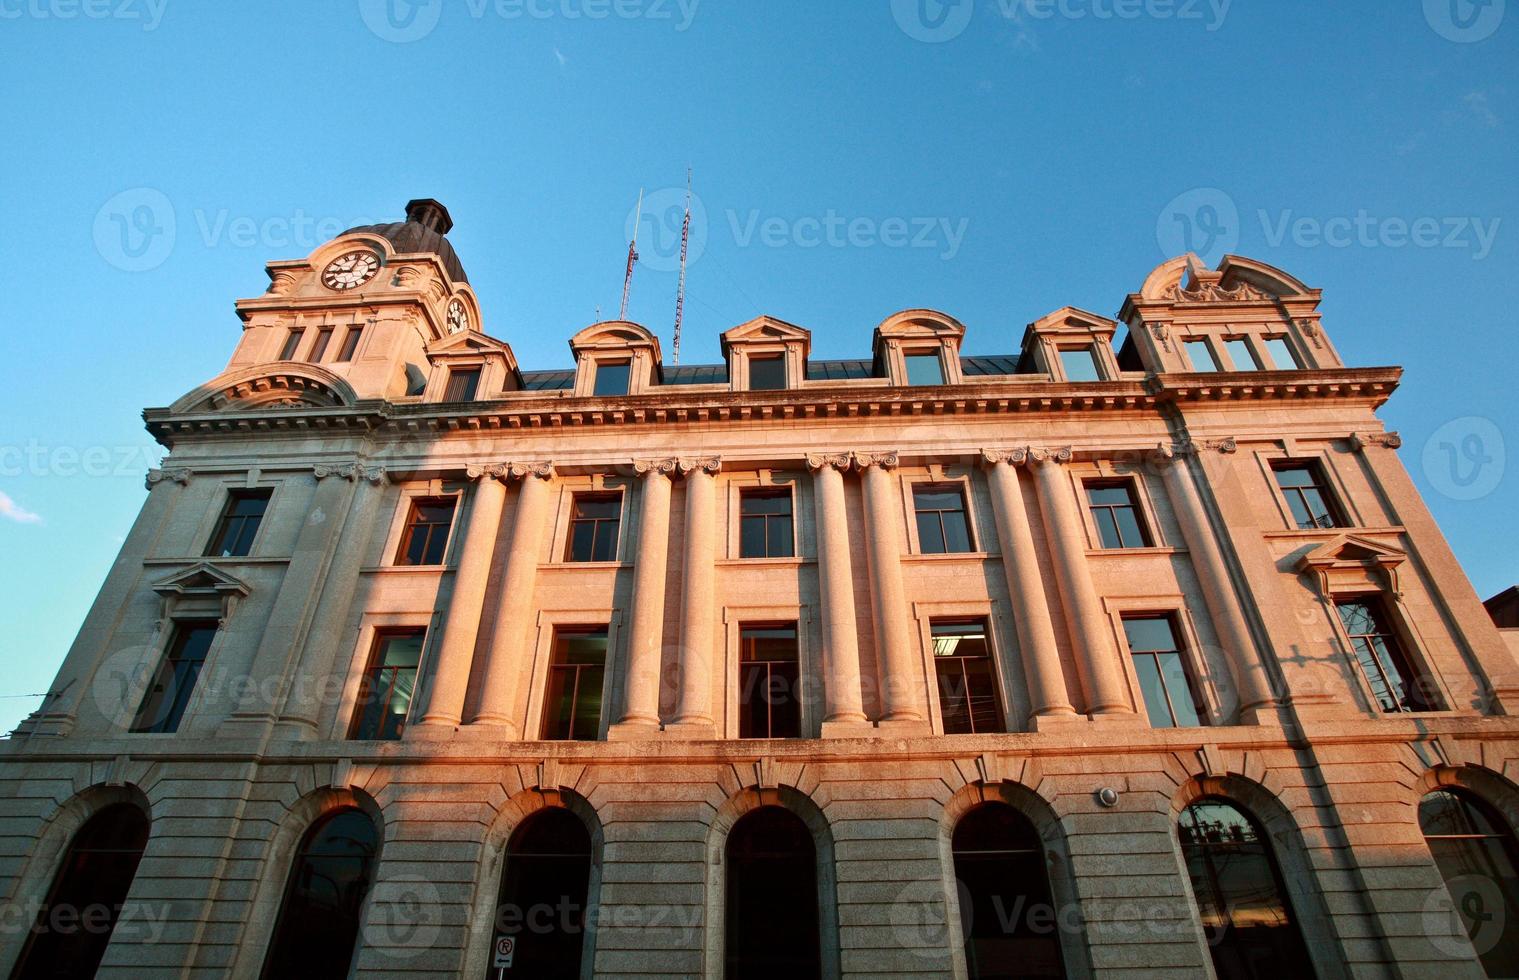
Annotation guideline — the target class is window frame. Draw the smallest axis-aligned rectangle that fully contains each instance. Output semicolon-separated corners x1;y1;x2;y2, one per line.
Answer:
736;622;803;739
393;494;459;567
1057;345;1103;382
1332;593;1442;714
739;486;796;559
929;617;1005;735
333;324;363;362
910;480;977;555
204;487;273;558
442;366;482;402
1271;459;1347;531
277;327;304;361
564;490;625;563
591;358;632;397
346;627;425;741
902;348;947;387
1120;613;1208;729
1221;335;1263;371
1183;337;1221;372
540;624;611;741
130;619;220;734
747;353;788;391
1083;477;1155;550
1261;334;1301;370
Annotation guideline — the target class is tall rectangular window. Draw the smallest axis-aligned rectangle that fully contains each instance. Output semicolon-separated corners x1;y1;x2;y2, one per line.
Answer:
914;485;973;554
566;493;622;562
740;489;794;558
932;619;1003;734
348;629;424;741
1262;336;1300;370
1185;338;1220;372
1059;347;1102;382
1273;462;1343;530
308;327;334;362
396;497;456;566
1336;598;1437;713
1086;481;1152;549
443;368;480;402
1224;337;1260;370
593;360;631;396
205;489;271;557
1123;616;1204;728
131;622;217;734
738;624;801;738
278;328;303;361
748;355;787;391
542;627;608;740
904;352;944;386
335;325;362;362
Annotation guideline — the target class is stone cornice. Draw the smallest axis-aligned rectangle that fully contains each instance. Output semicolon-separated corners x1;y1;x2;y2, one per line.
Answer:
143;368;1402;449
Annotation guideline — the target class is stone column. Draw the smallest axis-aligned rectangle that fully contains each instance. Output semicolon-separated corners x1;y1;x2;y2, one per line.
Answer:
809;453;869;732
221;464;361;736
275;464;389;739
470;463;556;732
857;451;926;726
981;451;1077;725
415;465;509;730
610;458;676;737
670;456;721;733
29;467;191;735
1029;448;1131;716
1154;446;1276;720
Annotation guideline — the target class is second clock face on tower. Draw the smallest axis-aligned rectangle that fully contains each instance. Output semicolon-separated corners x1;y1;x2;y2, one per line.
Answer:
321;251;382;291
447;300;470;334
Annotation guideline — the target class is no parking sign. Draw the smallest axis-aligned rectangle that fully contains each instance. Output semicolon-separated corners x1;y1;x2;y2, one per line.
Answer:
493;935;515;971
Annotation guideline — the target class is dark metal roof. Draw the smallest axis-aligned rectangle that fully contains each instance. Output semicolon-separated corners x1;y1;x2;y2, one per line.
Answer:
342;199;468;284
961;355;1022;376
664;363;728;385
516;354;1027;391
806;359;875;381
519;369;574;391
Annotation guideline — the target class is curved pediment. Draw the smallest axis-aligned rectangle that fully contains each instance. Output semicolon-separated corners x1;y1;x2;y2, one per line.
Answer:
570;320;660;350
170;363;359;414
874;308;967;341
1140;253;1313;304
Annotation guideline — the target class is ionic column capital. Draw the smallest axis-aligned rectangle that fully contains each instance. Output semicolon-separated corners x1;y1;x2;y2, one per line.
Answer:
1177;436;1239;456
1026;446;1074;467
633;457;680;478
465;462;511;482
852;450;900;471
145;466;193;489
678;456;722;477
806;452;852;473
1350;432;1402;452
507;461;556;481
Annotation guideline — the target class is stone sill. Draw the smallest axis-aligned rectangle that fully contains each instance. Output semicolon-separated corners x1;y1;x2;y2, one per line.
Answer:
1083;546;1184;558
1261;525;1406;540
714;557;812;568
359;564;451;575
901;552;993;563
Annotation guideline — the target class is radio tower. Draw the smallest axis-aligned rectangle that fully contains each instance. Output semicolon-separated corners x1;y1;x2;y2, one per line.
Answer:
672;169;692;366
619;188;643;321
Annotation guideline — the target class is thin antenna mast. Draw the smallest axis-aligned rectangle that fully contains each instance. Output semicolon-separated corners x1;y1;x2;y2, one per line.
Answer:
672;169;692;366
619;188;643;321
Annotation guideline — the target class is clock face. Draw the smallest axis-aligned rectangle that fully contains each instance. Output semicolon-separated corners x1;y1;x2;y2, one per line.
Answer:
447;299;470;334
321;251;381;291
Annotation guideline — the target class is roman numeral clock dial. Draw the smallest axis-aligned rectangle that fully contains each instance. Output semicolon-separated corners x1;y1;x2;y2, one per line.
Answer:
321;250;381;290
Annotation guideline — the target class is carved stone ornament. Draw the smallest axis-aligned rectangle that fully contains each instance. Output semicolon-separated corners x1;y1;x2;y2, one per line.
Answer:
1300;318;1325;349
806;452;852;472
1149;321;1173;353
678;456;722;477
1350;432;1403;452
1179;436;1238;456
508;461;556;481
145;467;193;490
1164;280;1271;303
314;461;364;481
1027;446;1074;465
852;451;900;470
465;462;510;481
634;457;680;477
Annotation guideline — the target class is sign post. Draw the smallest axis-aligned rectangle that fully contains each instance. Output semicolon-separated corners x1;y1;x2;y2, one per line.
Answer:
492;935;515;977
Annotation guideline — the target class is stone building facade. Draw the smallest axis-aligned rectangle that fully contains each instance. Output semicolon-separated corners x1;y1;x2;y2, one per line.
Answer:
3;199;1518;978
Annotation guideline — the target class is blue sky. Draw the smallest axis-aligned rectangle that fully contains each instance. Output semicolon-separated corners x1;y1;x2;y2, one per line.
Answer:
0;0;1514;733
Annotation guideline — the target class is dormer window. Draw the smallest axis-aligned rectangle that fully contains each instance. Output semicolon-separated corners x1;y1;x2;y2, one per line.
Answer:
748;355;787;391
905;351;945;386
1058;346;1102;382
593;360;631;397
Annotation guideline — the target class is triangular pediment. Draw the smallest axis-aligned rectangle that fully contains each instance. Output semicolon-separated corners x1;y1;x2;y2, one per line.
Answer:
1298;534;1407;571
426;330;514;357
152;562;252;599
722;316;811;344
1028;306;1117;335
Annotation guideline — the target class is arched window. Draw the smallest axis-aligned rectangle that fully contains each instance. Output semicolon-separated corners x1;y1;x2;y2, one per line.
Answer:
1178;797;1314;978
11;802;149;980
487;808;593;980
1420;788;1519;976
725;806;821;980
261;808;380;979
951;803;1064;978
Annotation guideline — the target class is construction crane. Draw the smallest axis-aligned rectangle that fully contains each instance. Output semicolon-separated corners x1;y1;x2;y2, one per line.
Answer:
672;169;692;366
618;188;643;322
